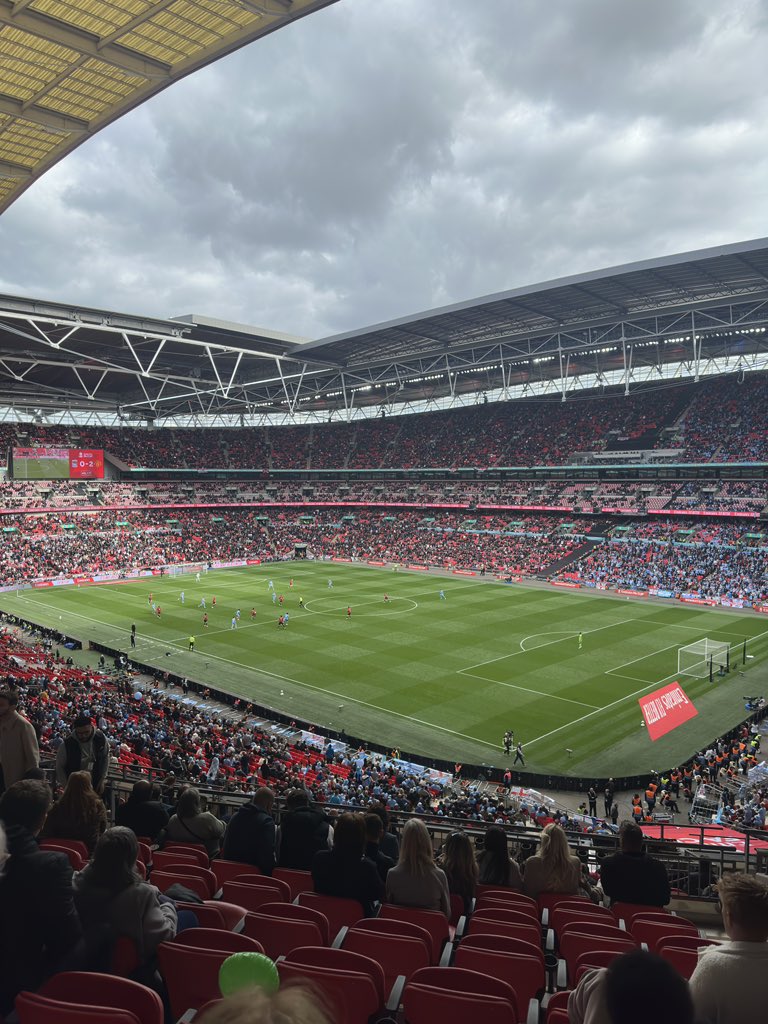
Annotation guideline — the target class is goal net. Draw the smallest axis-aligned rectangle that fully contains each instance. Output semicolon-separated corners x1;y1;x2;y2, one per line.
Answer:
678;639;730;679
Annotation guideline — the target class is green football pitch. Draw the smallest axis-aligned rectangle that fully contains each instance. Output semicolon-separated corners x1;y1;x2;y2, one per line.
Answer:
3;563;768;778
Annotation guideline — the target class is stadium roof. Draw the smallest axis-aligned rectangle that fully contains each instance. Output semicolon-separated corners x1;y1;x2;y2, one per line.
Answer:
0;0;338;214
1;236;768;423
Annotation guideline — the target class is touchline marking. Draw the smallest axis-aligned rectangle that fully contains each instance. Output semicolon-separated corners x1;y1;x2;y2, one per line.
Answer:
10;592;499;751
524;676;677;751
159;637;501;752
459;617;635;673
458;671;599;710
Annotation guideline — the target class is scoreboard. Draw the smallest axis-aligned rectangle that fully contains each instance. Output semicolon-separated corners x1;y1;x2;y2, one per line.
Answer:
10;447;105;480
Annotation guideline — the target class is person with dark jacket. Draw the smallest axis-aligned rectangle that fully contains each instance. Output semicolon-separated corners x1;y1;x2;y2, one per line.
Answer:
364;812;395;883
55;714;109;794
277;788;332;869
116;781;170;842
600;821;671;907
311;812;384;917
222;787;276;875
0;780;83;1015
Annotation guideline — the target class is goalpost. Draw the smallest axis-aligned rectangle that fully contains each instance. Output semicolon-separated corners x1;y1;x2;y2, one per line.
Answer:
678;639;731;681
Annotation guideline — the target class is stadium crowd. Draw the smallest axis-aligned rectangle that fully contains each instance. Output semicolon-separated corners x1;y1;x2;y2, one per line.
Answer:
2;373;767;470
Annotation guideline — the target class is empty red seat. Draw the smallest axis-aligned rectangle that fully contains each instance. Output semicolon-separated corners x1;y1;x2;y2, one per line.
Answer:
658;944;699;979
379;904;450;964
158;939;263;1019
342;924;431;990
297;893;366;942
630;918;699;952
279;947;388;1024
210;859;262;890
16;992;140;1024
39;971;163;1024
161;843;209;866
273;867;314;899
403;966;522;1024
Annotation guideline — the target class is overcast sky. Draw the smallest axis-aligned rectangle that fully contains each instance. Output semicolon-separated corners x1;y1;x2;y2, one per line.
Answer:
1;0;767;340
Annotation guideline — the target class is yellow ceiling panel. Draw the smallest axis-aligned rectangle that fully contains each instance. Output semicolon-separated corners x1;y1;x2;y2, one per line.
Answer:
0;0;339;213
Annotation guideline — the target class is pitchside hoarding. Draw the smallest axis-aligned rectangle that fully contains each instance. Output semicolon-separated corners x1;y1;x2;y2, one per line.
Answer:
639;681;698;740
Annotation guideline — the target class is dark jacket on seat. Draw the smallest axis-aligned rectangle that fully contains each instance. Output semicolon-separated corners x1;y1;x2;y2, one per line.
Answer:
277;806;331;870
311;849;384;917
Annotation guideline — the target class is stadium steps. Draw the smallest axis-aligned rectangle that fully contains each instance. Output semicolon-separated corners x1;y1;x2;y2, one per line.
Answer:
536;538;600;578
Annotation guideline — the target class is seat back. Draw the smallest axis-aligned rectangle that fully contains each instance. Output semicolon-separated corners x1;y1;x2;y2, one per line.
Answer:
16;992;140;1024
162;843;209;866
559;921;629;945
404;967;519;1024
136;842;152;866
170;928;262;953
273;867;314;899
379;904;450;963
474;906;542;929
460;931;544;966
658;945;699;979
222;880;289;912
655;935;720;954
574;948;632;984
38;842;86;871
610;902;671;928
210;859;262;889
39;972;163;1024
283;945;386;1003
243;912;325;959
175;901;231;930
230;874;291;900
150;849;200;873
253;901;331;945
474;895;539;921
277;962;380;1024
549;905;612;936
297;893;366;942
537;892;589;916
466;916;541;948
454;947;545;1005
157;864;217;895
352;915;433;952
343;926;431;989
559;933;635;985
151;870;211;901
158;942;249;1020
630;919;698;952
39;839;89;860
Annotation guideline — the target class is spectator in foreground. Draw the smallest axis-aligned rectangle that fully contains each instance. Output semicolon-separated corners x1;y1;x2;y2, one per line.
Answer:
599;821;671;907
569;948;694;1024
0;780;82;1014
311;812;383;916
55;714;109;793
0;689;40;793
476;824;523;890
222;786;277;875
385;817;450;916
74;826;178;972
523;823;582;900
277;789;332;870
115;780;170;843
41;769;107;853
166;787;225;858
199;984;333;1024
438;829;478;916
689;872;768;1024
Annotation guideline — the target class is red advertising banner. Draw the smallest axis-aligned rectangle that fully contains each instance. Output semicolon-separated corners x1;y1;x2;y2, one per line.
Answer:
639;682;698;741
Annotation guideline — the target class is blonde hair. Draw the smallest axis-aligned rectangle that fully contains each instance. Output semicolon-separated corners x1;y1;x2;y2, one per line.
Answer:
718;872;768;940
537;823;576;891
198;984;333;1024
398;818;435;877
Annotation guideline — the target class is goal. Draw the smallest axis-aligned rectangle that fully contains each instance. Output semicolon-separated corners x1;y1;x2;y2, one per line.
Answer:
678;639;730;680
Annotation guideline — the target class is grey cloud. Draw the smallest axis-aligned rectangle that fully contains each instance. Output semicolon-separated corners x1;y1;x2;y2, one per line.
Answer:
1;0;767;339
